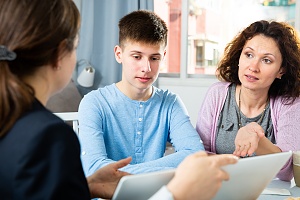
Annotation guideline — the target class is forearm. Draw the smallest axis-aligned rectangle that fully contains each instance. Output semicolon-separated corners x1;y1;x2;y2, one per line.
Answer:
82;156;116;176
120;150;194;174
86;176;97;199
256;136;282;156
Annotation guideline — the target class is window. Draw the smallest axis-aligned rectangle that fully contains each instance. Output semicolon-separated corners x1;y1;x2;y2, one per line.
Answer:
154;0;299;77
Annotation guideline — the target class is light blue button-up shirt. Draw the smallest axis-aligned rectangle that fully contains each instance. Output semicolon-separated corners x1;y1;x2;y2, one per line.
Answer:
78;84;204;176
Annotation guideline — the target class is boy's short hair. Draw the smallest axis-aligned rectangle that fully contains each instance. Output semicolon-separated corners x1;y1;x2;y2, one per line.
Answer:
118;10;168;48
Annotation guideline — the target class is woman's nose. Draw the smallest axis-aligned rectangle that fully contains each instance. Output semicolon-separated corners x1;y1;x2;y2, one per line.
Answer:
248;60;259;72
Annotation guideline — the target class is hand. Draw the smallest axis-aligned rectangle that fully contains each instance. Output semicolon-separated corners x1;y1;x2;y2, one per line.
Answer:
87;157;132;199
233;122;265;157
167;151;238;200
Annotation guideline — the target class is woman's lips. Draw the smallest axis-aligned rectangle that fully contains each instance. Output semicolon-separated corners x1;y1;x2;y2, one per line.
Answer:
245;74;259;81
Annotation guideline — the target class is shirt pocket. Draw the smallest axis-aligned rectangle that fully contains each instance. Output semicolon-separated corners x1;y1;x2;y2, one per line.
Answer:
220;120;237;132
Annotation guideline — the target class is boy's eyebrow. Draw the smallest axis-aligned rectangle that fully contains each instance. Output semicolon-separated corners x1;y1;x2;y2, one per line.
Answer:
130;50;162;56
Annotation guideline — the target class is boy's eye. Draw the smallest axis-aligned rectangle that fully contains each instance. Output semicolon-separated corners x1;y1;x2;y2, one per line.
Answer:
133;55;141;59
151;57;161;61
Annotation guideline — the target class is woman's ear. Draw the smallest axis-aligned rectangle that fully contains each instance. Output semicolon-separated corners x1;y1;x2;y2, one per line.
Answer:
114;45;122;64
53;40;67;70
277;68;285;79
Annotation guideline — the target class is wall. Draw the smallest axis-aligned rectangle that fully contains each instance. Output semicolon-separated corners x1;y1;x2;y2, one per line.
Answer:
72;0;218;127
73;0;81;10
158;76;218;126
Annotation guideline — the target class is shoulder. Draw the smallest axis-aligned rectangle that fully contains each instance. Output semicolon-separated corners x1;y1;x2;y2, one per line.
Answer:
208;81;231;92
153;86;177;99
152;87;180;104
271;96;300;111
6;102;79;159
81;83;117;103
204;81;231;99
17;101;76;144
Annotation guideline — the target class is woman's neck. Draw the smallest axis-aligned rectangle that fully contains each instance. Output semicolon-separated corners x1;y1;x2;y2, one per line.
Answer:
22;67;52;106
237;85;269;118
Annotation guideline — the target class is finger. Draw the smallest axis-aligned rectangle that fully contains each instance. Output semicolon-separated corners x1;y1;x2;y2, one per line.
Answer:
193;151;209;157
234;144;241;152
256;130;265;138
117;170;131;176
251;123;265;138
247;143;257;156
240;145;249;157
236;144;245;156
233;145;242;156
114;157;132;169
212;154;239;166
220;170;230;181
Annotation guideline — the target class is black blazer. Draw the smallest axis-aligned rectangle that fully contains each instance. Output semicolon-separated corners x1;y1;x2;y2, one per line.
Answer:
0;100;90;200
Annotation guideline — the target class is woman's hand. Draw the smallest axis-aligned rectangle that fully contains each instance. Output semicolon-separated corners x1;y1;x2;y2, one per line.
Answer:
233;122;265;157
167;151;238;200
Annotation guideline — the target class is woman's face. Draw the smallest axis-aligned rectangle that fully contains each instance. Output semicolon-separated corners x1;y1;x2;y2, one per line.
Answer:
238;34;284;92
56;36;78;92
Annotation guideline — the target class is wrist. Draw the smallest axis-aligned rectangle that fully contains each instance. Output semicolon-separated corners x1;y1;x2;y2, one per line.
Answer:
167;179;184;200
86;176;96;199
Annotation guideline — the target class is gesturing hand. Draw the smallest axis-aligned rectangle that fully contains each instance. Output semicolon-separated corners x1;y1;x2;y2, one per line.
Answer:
87;157;132;199
233;122;265;157
167;151;238;200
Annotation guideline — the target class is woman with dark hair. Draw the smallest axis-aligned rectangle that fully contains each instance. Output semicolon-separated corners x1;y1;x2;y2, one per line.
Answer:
0;0;131;199
196;20;300;181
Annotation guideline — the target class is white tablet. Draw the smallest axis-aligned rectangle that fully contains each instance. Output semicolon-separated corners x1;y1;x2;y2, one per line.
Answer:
112;151;292;200
112;169;175;200
213;151;292;200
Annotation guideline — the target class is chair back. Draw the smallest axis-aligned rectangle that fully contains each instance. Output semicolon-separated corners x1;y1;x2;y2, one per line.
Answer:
54;112;79;135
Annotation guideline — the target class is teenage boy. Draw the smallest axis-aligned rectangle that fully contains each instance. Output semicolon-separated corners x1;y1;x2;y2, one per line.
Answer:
78;10;204;176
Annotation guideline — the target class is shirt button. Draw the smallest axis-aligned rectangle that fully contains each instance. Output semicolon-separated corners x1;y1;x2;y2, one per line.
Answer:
137;131;141;135
138;118;142;122
81;151;86;155
139;104;143;108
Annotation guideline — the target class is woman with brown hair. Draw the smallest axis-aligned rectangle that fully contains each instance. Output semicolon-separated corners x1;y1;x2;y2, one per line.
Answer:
196;20;300;181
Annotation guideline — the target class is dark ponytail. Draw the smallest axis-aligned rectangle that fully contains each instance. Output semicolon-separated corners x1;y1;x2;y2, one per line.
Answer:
0;0;80;137
0;61;34;137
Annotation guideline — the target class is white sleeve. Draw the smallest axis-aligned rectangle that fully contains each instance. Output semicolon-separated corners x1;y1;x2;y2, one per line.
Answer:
148;186;174;200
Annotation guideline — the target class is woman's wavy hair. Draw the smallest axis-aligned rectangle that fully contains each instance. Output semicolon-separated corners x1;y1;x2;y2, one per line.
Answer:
0;0;80;137
216;20;300;104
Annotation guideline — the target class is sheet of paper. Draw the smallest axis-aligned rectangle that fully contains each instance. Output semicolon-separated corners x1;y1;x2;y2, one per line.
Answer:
261;188;291;196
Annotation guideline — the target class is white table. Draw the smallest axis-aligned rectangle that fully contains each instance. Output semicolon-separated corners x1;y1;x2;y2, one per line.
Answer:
258;178;300;199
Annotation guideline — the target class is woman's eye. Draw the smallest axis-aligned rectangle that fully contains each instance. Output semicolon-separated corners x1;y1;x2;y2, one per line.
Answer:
263;58;271;64
246;53;253;58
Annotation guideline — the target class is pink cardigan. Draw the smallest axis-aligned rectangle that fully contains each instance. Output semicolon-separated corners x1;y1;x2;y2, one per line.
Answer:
196;81;300;181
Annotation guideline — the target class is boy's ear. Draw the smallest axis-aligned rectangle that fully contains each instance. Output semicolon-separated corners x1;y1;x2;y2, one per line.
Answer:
114;45;122;64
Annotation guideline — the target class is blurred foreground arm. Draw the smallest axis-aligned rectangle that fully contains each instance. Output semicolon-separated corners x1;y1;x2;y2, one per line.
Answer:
87;157;132;199
167;152;238;200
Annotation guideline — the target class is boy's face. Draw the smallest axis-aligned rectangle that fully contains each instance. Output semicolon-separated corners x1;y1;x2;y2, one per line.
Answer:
114;40;166;93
